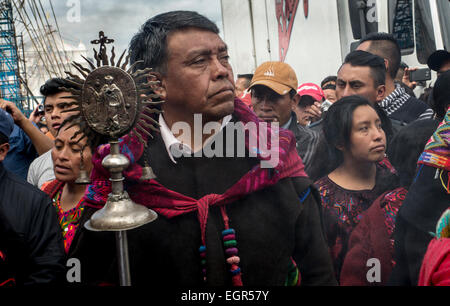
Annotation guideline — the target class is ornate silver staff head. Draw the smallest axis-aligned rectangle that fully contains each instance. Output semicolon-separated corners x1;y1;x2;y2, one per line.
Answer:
61;31;163;232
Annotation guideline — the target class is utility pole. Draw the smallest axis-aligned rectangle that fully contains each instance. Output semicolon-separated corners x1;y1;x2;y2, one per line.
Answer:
0;0;27;114
18;33;32;109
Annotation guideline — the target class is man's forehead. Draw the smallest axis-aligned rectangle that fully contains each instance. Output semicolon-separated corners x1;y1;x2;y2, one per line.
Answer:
338;64;372;82
167;28;226;55
44;91;76;105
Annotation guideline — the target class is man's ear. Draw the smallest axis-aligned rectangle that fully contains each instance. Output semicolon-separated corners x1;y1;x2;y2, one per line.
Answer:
0;143;10;162
291;94;300;110
147;72;166;99
384;58;389;73
375;84;386;103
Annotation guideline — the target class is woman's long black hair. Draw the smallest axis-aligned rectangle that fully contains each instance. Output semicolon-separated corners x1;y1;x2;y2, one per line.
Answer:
309;95;400;192
323;96;375;168
308;95;376;180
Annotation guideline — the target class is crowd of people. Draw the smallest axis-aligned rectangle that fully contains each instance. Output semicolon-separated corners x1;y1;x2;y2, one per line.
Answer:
0;10;449;287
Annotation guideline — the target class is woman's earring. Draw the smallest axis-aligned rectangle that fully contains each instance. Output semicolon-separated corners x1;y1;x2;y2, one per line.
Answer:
75;146;91;184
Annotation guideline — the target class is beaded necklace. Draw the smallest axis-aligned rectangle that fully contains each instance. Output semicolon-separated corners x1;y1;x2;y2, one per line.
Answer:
199;206;243;285
52;188;85;253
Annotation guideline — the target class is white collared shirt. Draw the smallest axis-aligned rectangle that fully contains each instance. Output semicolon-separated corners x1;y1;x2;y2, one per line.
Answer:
159;114;232;163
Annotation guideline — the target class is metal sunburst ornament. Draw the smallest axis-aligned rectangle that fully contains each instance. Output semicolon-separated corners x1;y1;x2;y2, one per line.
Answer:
61;44;163;147
60;31;164;286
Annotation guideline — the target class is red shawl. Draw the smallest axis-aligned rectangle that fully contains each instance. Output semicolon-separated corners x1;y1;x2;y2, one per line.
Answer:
83;98;307;246
418;238;450;286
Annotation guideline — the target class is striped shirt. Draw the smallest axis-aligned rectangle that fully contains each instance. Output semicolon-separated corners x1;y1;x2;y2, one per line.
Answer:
380;84;434;122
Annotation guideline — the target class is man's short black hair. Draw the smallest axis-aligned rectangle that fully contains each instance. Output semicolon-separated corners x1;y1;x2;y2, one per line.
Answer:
321;75;337;89
387;119;439;188
341;50;386;87
359;32;401;80
39;78;77;105
129;10;219;74
432;70;450;121
299;95;315;107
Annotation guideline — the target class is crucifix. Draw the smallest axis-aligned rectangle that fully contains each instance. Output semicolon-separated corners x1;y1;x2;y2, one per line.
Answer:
91;31;114;60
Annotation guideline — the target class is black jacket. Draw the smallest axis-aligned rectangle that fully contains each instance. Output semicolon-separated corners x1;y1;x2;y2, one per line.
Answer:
388;96;433;124
389;165;450;285
0;163;65;285
286;112;320;175
72;118;337;286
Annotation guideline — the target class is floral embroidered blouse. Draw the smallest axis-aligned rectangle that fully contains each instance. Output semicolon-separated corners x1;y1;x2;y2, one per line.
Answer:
314;163;396;280
42;180;85;254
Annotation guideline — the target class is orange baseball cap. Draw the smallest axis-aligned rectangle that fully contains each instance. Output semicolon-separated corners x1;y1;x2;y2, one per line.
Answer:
248;61;298;96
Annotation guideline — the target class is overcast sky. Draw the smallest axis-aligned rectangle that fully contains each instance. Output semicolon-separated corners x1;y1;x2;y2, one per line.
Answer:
49;0;223;53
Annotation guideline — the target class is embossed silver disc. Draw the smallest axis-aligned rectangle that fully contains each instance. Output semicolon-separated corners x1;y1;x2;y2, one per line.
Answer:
81;66;138;138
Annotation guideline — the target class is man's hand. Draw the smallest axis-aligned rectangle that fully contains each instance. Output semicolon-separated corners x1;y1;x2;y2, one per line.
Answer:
29;105;43;125
0;99;27;127
0;99;53;155
402;67;418;89
304;102;323;123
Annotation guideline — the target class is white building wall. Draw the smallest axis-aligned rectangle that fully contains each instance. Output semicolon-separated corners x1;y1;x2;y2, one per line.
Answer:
222;0;345;85
24;38;87;100
336;0;355;60
283;0;343;84
221;0;256;77
249;0;273;65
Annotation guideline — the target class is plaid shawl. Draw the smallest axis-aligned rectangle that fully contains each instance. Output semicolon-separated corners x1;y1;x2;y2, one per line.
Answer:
83;98;307;245
418;106;450;172
417;107;450;194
